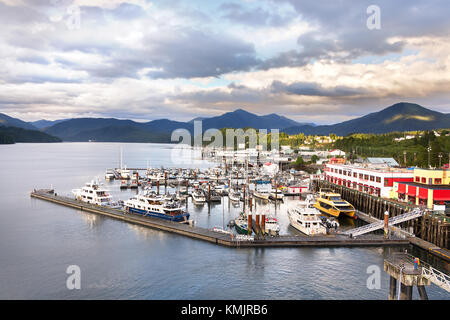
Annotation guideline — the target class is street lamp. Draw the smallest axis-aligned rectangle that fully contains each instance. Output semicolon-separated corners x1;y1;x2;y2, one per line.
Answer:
427;145;431;168
438;153;442;168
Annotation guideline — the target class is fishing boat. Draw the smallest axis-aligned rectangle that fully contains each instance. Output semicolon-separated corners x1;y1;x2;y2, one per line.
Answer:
124;191;189;222
313;188;356;218
288;195;327;235
234;212;251;235
72;181;120;208
191;189;206;204
263;216;280;236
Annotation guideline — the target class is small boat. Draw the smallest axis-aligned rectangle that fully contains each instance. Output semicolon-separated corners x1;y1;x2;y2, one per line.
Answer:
207;191;222;203
269;188;284;201
119;167;131;180
263;216;280;236
313;188;356;218
234;212;251;235
191;189;206;204
105;169;115;181
120;180;129;189
228;189;240;202
129;178;138;189
288;195;327;235
253;189;270;200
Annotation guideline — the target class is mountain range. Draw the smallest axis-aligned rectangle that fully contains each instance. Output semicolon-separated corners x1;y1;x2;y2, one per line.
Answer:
0;102;449;143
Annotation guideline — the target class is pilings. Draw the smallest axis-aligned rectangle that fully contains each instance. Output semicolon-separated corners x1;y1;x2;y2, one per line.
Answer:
384;252;431;300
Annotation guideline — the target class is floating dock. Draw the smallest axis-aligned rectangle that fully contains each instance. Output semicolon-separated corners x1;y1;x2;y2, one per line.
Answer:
30;189;409;248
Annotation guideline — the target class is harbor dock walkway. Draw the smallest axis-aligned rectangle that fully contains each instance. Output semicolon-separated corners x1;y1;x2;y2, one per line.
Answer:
31;189;409;249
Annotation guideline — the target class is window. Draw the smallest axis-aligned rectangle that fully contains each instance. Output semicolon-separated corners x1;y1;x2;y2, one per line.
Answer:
339;169;342;174
353;173;357;178
434;178;442;184
364;174;369;180
359;173;363;179
370;175;375;181
421;177;426;183
376;177;381;183
415;176;420;182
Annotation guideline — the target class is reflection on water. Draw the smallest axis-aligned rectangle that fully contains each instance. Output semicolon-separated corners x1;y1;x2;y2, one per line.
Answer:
0;142;448;300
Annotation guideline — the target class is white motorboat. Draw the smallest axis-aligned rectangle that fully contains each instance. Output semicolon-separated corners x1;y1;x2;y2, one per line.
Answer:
72;180;120;208
191;189;206;204
288;195;327;236
228;189;240;202
253;188;270;200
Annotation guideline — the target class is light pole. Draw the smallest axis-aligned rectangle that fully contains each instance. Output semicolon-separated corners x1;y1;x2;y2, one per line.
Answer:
403;151;407;167
427;144;431;168
438;153;442;168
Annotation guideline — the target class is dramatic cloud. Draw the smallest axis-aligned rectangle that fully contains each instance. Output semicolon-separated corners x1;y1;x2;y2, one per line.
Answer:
0;0;449;123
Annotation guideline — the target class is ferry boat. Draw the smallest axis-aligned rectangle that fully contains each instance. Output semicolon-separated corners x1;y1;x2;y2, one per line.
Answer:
234;212;251;235
124;191;189;222
191;189;206;204
288;195;327;235
313;188;356;219
72;181;120;208
263;216;280;236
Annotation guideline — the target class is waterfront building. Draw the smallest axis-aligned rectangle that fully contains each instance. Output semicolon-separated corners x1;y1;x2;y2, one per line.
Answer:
323;163;413;197
392;168;450;209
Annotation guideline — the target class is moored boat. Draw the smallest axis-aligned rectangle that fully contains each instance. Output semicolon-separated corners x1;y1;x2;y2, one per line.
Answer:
72;180;120;208
313;188;356;218
124;191;189;222
288;195;327;235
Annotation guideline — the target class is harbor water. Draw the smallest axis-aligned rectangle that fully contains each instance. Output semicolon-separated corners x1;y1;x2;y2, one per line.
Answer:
0;142;448;299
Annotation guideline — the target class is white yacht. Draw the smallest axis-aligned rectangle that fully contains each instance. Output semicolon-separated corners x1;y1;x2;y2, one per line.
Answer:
191;189;206;204
72;181;120;208
288;195;327;236
124;191;189;222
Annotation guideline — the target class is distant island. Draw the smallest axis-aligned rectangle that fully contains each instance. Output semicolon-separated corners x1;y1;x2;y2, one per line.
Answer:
0;126;61;144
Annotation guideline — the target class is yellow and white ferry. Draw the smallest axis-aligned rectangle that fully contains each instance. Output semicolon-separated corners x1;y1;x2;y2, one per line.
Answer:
313;188;356;219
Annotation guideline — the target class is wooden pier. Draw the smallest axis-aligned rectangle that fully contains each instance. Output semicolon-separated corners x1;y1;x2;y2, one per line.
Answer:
312;179;450;261
30;189;409;249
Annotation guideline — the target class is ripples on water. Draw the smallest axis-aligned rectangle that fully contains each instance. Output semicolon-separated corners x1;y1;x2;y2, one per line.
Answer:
0;143;448;299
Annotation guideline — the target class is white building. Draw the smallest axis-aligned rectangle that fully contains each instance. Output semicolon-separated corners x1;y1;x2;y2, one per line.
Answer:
323;163;413;198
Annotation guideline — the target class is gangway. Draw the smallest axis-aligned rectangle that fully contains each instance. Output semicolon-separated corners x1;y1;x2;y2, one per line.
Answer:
343;208;424;238
405;253;450;292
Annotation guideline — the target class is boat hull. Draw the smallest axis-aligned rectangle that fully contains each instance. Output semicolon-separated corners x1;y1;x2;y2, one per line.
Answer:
127;207;189;222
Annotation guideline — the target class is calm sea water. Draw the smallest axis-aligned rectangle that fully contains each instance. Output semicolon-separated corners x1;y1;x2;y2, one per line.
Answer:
0;142;448;300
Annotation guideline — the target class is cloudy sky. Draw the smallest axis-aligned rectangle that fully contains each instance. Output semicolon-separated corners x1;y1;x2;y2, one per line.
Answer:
1;0;450;124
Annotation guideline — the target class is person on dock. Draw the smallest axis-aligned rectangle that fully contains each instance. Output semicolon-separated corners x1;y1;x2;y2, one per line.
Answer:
413;257;420;270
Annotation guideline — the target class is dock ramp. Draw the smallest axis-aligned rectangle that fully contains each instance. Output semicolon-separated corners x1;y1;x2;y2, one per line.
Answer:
343;208;424;238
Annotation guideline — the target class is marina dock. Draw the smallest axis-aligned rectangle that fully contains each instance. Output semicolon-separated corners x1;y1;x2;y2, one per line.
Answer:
30;189;409;248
